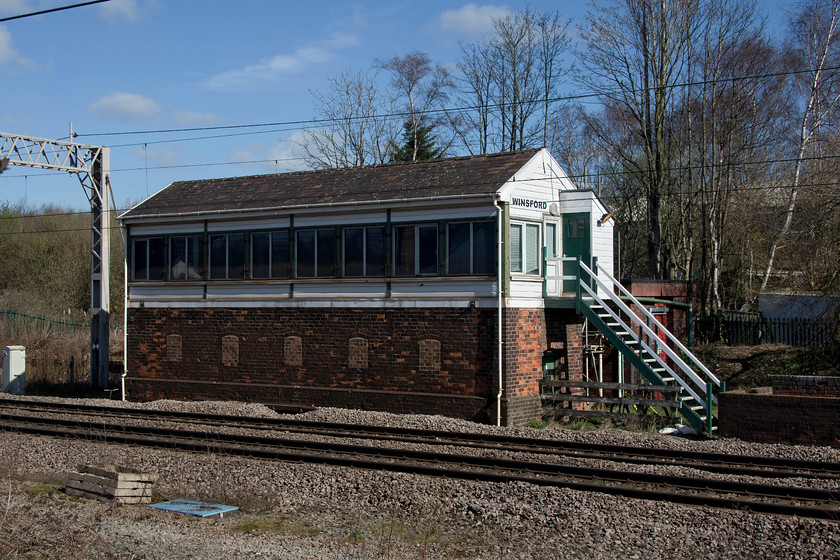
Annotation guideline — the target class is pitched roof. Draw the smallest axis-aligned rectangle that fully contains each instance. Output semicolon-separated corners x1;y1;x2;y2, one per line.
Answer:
121;149;541;220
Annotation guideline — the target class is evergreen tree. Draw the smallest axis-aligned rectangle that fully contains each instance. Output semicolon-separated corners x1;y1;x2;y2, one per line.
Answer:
391;120;442;162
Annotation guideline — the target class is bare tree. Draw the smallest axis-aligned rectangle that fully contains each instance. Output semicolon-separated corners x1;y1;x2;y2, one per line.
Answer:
759;0;840;293
300;69;399;169
577;0;698;279
452;42;495;154
679;0;782;312
376;51;455;161
453;7;571;154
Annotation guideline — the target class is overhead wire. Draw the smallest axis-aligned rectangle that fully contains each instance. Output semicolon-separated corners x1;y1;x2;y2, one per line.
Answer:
0;0;111;23
71;63;840;148
0;171;838;238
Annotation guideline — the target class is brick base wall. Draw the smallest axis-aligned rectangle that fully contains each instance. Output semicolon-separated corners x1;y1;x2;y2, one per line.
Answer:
719;377;840;447
127;307;496;422
501;308;580;425
126;305;583;426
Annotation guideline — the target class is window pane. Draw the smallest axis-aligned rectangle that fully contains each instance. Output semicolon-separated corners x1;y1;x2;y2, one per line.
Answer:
473;222;495;275
510;225;522;273
148;238;165;281
419;226;438;275
296;230;315;277
394;226;414;276
365;227;385;276
209;235;226;279
316;229;336;277
252;233;270;278
132;239;148;280
271;231;289;278
344;228;364;277
448;223;470;275
526;224;540;275
170;237;187;280
546;222;558;257
228;233;245;279
188;236;203;279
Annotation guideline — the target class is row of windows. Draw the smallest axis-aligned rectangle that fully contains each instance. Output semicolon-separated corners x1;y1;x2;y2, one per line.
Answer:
131;221;514;282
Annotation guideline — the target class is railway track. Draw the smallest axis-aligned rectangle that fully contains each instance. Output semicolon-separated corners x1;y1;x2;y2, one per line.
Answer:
1;398;838;481
0;400;838;521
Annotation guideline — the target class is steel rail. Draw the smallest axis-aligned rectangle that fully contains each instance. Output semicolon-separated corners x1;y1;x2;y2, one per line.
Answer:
1;412;838;522
1;399;838;480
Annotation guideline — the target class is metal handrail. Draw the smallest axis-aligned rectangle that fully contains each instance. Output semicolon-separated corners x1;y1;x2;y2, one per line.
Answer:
590;260;721;388
577;260;718;408
578;280;707;406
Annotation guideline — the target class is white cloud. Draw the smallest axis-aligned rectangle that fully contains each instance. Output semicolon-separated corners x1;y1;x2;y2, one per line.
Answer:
0;25;35;69
229;133;309;173
436;3;510;41
0;1;30;16
131;145;181;168
88;92;161;121
202;33;359;91
172;110;218;127
99;0;160;23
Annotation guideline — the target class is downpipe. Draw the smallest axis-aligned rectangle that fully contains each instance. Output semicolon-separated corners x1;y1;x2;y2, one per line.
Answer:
494;196;504;427
122;256;128;401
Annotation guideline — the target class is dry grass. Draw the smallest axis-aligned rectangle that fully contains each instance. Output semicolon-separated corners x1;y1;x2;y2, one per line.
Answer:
0;450;124;560
0;325;123;394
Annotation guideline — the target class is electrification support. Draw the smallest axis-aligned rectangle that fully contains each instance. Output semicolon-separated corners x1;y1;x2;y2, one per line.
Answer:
0;131;111;390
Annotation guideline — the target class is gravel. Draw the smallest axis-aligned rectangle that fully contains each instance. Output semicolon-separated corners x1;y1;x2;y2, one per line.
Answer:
1;394;838;559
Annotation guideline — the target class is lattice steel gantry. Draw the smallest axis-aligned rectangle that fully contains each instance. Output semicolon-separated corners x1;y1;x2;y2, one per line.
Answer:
0;131;111;390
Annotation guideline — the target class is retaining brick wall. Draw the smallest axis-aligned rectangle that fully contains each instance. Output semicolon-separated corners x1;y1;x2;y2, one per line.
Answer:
718;376;840;447
768;375;840;397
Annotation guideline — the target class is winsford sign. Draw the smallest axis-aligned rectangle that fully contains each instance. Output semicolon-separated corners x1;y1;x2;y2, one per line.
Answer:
510;197;548;210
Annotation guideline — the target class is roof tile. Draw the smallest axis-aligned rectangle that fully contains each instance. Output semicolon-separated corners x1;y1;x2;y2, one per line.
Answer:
122;150;540;219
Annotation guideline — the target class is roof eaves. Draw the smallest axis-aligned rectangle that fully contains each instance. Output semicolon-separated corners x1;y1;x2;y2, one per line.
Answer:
119;191;501;223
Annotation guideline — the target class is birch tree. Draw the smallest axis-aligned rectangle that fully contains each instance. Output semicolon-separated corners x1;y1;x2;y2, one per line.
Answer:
759;0;840;293
376;51;454;162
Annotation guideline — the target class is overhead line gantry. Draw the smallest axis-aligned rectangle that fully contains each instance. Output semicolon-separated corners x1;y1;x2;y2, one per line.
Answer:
0;131;111;390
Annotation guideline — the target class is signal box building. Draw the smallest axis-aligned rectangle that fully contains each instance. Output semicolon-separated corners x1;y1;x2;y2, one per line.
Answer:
120;148;614;426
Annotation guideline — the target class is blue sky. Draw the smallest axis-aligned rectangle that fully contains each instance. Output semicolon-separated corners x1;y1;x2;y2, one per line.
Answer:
1;0;789;211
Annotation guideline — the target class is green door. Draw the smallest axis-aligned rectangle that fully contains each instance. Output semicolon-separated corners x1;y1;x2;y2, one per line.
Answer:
562;213;590;294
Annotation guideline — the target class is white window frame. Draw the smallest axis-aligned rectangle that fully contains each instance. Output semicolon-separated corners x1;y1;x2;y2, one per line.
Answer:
342;226;386;277
510;221;541;276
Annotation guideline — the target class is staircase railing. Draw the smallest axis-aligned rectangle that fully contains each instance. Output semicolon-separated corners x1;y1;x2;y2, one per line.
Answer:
559;257;721;432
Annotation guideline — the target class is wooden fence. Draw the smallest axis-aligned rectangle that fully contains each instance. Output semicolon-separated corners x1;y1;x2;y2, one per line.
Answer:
540;380;680;422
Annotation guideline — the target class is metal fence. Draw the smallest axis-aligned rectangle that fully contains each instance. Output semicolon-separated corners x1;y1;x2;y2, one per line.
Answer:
0;308;122;337
694;314;833;347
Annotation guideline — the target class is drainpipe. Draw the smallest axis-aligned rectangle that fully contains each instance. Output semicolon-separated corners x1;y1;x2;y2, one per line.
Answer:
122;256;128;401
493;196;504;427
